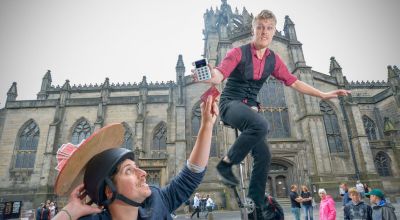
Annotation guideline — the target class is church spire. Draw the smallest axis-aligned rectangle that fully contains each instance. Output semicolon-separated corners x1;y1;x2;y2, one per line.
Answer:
284;15;297;41
329;56;342;73
37;70;52;100
7;82;17;102
387;65;400;107
176;54;185;105
329;57;344;86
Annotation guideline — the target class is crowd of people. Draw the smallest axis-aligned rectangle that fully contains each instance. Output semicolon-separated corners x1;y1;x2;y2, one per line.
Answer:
289;181;397;220
189;193;215;219
35;200;58;220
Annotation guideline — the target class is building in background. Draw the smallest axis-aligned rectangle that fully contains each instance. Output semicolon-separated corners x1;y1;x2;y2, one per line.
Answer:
0;0;399;211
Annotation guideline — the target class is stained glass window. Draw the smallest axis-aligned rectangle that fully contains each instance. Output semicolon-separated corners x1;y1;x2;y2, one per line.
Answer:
320;101;344;153
153;122;167;151
374;151;392;177
71;120;91;145
258;78;290;138
122;123;134;150
362;115;377;141
14;120;39;169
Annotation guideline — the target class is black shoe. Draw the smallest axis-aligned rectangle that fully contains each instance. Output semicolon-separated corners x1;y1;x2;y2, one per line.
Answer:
248;207;265;220
216;160;239;186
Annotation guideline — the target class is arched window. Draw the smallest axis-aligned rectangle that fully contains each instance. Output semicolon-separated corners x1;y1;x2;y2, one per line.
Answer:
153;122;167;151
320;101;344;153
362;115;378;141
258;78;291;138
71;120;91;145
122;123;134;150
14;120;39;169
374;151;392;177
191;103;218;157
146;170;161;187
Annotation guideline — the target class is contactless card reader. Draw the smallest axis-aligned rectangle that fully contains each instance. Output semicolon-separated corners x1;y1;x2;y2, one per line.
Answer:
193;58;211;81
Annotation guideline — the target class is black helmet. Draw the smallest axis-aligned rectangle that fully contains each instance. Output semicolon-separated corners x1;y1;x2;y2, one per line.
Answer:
84;148;134;206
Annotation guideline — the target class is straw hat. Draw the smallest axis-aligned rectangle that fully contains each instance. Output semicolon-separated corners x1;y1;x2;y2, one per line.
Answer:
54;123;125;196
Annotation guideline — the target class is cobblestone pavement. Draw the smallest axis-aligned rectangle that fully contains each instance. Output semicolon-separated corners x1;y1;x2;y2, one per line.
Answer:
176;202;400;220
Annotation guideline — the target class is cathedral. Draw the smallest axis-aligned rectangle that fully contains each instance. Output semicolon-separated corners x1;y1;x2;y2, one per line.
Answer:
0;0;399;211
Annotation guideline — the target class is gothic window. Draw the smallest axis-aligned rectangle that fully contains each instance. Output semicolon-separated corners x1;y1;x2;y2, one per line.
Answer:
374;151;392;177
71;120;91;145
122;123;134;150
362;115;378;141
320;101;344;153
191;103;218;157
145;170;161;187
152;122;167;151
258;78;291;138
14;120;39;169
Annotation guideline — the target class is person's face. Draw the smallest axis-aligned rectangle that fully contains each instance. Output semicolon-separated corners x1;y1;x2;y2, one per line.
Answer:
350;193;360;203
319;192;326;199
252;18;276;49
111;159;151;204
292;185;297;191
369;195;379;204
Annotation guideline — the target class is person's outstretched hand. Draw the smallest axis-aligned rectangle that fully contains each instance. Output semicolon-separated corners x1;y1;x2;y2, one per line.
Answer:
321;89;351;100
191;64;223;85
200;95;219;126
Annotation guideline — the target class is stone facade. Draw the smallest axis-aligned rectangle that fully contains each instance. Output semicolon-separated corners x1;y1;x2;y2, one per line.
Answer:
0;0;399;211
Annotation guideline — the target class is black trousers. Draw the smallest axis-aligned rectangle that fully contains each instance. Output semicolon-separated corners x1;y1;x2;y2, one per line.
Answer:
190;206;200;218
220;100;272;208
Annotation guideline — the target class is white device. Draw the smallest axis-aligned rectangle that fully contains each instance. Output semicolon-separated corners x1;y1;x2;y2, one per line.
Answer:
193;58;211;81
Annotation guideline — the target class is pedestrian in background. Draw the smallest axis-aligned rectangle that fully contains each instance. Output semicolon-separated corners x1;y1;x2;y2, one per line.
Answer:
344;187;372;220
356;180;365;198
341;183;352;206
301;185;313;220
290;184;302;220
318;188;336;220
366;189;397;220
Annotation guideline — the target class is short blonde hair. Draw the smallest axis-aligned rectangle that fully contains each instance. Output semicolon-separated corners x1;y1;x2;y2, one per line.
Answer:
348;187;359;196
253;10;277;27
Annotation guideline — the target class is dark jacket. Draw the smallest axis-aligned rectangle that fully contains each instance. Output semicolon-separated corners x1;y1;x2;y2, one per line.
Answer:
344;201;372;220
79;165;205;220
372;200;397;220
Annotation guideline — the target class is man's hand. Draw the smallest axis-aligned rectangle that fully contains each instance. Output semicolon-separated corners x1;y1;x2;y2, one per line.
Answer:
320;89;351;100
291;80;351;100
191;64;224;85
54;184;102;220
200;95;219;126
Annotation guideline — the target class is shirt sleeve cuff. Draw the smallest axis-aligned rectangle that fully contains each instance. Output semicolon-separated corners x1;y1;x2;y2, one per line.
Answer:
186;160;205;173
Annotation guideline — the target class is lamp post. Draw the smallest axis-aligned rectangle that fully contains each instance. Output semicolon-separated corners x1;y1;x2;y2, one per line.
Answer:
339;96;360;180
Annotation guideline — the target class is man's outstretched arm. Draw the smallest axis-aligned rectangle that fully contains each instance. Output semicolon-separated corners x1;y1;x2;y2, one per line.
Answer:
290;80;351;100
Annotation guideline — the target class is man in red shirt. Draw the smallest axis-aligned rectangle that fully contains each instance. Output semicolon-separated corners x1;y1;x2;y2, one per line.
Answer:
195;9;350;219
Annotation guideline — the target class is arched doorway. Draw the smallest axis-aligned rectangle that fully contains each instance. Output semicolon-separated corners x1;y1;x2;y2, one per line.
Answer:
275;175;288;198
266;162;291;198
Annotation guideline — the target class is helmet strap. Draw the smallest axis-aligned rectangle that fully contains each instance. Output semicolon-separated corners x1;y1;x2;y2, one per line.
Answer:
103;177;142;207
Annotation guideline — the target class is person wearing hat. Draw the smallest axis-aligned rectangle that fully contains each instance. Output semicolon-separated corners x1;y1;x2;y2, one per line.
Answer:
366;189;397;220
52;96;219;220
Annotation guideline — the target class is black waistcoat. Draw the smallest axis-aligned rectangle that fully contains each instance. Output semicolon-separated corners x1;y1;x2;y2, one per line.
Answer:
220;43;275;106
